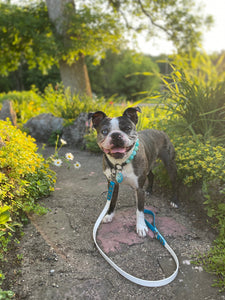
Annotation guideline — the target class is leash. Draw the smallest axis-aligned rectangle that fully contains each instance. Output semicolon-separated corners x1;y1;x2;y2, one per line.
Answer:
93;181;179;287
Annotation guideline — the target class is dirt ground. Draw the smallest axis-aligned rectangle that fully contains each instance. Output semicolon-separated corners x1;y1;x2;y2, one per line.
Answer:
3;145;225;300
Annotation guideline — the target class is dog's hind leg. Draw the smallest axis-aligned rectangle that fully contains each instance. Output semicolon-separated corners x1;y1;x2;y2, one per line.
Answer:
159;145;179;207
146;170;154;195
103;181;119;223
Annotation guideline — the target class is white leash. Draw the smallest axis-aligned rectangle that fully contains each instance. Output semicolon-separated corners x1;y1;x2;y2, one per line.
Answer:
93;182;179;287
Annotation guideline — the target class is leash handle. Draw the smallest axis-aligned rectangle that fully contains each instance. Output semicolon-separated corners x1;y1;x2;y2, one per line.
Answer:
93;182;179;287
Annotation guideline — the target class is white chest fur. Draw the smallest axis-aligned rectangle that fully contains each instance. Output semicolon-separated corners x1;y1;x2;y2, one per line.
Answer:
104;163;138;189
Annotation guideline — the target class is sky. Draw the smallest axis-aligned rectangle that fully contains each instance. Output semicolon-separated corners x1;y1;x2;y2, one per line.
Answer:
136;0;225;56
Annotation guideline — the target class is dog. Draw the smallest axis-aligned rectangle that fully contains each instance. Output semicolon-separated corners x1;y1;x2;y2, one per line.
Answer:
90;107;178;237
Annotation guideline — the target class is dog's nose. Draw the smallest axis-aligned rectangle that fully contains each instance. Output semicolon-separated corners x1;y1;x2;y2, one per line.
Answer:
111;132;123;141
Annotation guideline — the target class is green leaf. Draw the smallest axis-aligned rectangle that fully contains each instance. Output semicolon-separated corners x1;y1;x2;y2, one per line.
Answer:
0;206;11;226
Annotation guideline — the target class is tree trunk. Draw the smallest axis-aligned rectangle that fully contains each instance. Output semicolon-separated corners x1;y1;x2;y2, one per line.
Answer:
45;0;92;97
59;54;92;97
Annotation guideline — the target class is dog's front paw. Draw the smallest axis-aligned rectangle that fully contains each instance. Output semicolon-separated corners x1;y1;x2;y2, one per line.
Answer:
136;210;148;237
137;223;148;237
102;212;114;223
170;201;178;209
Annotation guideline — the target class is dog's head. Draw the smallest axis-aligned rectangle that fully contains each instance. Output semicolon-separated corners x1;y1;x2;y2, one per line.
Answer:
89;107;141;159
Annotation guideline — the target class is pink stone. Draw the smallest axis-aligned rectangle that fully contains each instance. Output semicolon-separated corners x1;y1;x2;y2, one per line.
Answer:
97;206;187;253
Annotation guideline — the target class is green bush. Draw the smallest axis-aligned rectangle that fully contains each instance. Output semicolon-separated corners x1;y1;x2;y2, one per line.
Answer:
0;120;56;216
0;84;117;126
0;120;56;295
198;239;225;292
87;49;160;101
0;121;55;259
159;52;225;142
42;83;101;122
0;88;45;124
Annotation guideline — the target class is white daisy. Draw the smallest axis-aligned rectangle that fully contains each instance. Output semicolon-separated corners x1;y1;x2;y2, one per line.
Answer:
65;153;74;160
74;161;81;169
53;159;63;167
60;138;67;145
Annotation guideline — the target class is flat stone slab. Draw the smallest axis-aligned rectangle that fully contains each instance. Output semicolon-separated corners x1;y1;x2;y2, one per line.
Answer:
97;206;188;253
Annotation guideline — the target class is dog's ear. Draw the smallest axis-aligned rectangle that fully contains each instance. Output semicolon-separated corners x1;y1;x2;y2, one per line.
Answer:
123;107;141;125
89;111;107;129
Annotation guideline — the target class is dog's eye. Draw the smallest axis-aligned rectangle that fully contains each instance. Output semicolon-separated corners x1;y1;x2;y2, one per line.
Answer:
124;126;132;132
102;129;108;135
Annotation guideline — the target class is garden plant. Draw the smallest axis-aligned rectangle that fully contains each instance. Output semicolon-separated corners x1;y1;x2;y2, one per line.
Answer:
0;120;56;298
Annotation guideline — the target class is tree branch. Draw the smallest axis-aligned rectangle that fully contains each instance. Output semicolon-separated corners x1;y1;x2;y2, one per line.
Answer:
137;0;173;37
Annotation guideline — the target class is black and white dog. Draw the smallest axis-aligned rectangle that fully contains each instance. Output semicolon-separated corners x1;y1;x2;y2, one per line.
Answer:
90;107;178;237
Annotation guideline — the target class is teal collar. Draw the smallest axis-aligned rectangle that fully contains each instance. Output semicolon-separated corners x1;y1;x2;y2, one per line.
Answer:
114;138;139;183
125;138;139;164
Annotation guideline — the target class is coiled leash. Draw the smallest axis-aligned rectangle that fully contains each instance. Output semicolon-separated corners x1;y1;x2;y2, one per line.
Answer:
93;181;179;287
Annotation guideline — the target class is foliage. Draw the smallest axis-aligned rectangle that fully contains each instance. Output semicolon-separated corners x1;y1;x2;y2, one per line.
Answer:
152;52;225;290
0;84;103;125
0;120;56;214
0;206;11;228
0;50;161;97
0;1;56;76
0;0;213;78
171;136;225;187
197;239;225;292
0;1;124;76
159;52;225;142
0;120;56;296
107;0;213;52
84;130;100;153
60;2;125;64
87;50;160;100
0;88;45;124
0;286;14;300
0;120;56;258
42;84;101;122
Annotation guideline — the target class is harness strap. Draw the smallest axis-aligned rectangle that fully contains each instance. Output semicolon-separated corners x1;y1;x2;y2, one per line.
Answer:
93;181;179;287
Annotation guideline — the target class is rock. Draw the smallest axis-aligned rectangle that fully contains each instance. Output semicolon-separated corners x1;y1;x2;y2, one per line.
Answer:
0;100;17;126
61;113;89;147
24;113;64;143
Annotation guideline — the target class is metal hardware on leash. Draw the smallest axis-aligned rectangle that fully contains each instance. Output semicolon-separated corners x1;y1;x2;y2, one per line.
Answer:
93;181;179;287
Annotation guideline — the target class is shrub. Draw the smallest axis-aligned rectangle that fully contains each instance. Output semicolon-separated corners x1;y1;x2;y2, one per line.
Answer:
159;52;225;142
0;120;56;255
0;84;117;126
172;135;225;187
0;120;56;215
42;84;101;122
87;49;160;101
0;120;56;296
0;88;45;124
198;239;225;292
